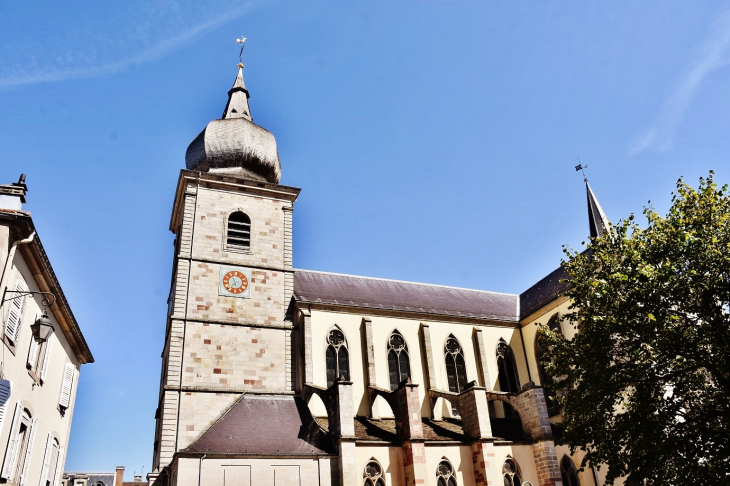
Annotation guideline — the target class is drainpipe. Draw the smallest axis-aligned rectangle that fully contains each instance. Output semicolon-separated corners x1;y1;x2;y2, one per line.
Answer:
0;230;35;379
197;454;206;486
0;231;36;306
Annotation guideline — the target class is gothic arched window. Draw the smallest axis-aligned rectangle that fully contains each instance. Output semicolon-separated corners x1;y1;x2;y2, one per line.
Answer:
226;211;251;250
387;330;410;391
436;459;457;486
363;459;385;486
326;328;349;388
535;313;561;414
496;339;520;393
502;457;522;486
444;335;468;415
444;336;468;394
561;456;581;486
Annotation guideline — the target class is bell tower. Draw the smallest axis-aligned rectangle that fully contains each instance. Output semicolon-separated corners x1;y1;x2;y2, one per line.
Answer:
150;54;301;480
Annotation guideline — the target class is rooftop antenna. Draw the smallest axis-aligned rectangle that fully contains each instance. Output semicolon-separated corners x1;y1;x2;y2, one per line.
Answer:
575;158;588;182
236;36;247;68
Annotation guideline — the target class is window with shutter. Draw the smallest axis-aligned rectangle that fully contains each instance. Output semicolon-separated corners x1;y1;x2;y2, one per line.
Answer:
0;380;11;437
4;279;27;344
28;335;52;383
59;363;75;410
51;445;63;486
19;417;37;486
27;340;39;371
38;434;55;486
40;338;53;383
1;401;24;480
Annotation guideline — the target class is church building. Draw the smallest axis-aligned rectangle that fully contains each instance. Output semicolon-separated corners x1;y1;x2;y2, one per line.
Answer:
148;57;611;486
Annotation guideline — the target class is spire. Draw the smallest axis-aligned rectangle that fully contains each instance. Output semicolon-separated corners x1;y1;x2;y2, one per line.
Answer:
586;181;611;238
222;64;252;121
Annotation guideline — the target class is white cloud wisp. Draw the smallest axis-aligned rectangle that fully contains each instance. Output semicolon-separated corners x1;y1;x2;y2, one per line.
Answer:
0;3;254;91
630;8;730;155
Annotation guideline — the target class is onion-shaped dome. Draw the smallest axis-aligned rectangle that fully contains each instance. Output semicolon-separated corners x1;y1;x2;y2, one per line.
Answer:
185;65;281;183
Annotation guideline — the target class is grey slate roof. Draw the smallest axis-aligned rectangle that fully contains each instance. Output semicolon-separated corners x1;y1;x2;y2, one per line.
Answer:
182;395;334;455
518;265;570;320
293;270;520;322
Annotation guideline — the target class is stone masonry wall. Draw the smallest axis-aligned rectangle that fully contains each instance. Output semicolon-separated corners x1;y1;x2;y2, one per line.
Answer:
182;322;288;391
176;392;240;451
186;263;288;326
190;188;289;270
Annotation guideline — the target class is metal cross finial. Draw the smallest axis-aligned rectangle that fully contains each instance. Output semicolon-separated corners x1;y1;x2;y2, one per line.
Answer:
575;158;588;182
236;36;247;67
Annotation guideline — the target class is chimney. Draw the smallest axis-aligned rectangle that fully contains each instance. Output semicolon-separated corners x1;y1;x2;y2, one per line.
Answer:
114;467;124;486
0;174;28;211
133;477;142;483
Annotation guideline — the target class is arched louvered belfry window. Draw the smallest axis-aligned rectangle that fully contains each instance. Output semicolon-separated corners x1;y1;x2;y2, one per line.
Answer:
535;313;561;414
436;458;457;486
561;456;581;486
387;330;410;391
363;459;385;486
226;211;251;250
326;328;349;388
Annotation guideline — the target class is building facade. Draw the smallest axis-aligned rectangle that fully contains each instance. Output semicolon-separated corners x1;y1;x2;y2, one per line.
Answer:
149;61;609;486
0;176;94;486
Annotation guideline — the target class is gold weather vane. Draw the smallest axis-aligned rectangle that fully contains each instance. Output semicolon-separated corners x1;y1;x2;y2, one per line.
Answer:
236;36;247;68
575;158;588;182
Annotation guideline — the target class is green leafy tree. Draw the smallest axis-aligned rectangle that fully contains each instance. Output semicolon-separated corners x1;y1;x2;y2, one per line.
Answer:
540;172;730;485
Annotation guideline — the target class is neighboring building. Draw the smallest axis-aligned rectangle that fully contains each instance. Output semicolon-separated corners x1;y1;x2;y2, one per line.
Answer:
62;471;116;486
63;465;143;486
148;59;608;486
0;176;94;486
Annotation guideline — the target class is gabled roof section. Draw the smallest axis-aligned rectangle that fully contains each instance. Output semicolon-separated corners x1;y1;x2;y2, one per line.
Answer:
293;270;519;322
182;395;334;455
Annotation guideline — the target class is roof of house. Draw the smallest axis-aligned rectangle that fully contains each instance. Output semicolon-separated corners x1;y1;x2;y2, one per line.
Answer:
182;394;334;455
293;270;520;322
0;209;93;363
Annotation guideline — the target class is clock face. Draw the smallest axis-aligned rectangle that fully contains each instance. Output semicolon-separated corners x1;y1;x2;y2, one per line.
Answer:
222;270;249;295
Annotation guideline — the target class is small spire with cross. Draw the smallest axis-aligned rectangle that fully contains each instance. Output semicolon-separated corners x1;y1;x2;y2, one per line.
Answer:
236;36;246;68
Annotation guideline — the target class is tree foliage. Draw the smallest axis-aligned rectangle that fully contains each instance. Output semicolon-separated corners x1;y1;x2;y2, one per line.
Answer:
540;172;730;485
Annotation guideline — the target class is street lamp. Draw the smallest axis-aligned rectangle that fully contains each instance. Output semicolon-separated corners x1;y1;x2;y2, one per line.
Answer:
1;289;56;343
30;309;54;343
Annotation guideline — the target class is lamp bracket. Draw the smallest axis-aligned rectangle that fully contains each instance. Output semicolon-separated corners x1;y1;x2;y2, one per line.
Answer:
1;289;56;308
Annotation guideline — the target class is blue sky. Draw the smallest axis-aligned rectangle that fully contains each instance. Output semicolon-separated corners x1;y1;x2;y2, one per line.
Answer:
1;0;729;477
